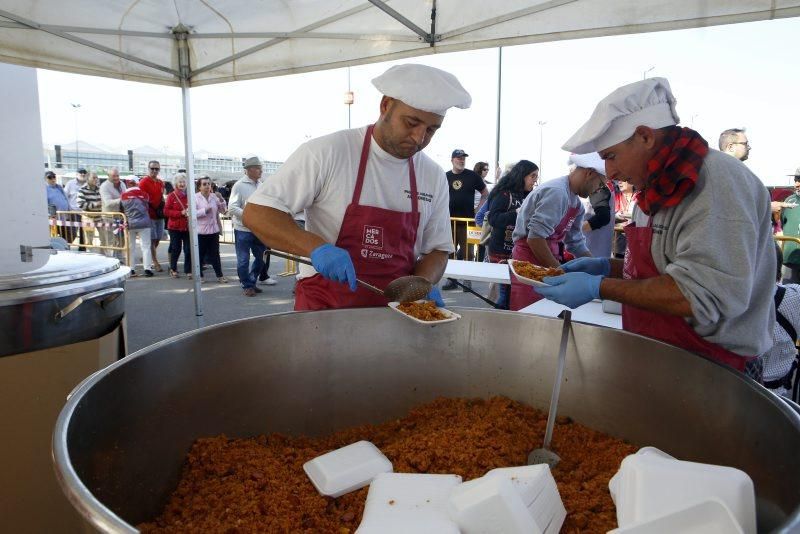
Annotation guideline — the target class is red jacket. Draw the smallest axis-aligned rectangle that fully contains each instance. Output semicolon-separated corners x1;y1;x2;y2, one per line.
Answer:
138;176;164;219
164;190;189;231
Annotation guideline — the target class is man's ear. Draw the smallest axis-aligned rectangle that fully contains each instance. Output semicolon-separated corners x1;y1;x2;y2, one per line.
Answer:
379;96;393;115
634;125;658;149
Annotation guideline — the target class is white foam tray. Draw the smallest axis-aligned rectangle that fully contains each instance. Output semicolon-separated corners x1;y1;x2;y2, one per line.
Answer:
303;440;392;498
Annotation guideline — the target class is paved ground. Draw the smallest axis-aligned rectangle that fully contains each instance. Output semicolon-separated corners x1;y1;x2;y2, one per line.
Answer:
125;243;494;353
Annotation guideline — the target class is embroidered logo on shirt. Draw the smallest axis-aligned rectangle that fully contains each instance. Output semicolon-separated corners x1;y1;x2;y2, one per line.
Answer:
452;180;463;191
363;225;383;250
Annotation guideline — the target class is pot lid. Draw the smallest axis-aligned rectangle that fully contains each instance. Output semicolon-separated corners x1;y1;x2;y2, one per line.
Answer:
0;250;120;291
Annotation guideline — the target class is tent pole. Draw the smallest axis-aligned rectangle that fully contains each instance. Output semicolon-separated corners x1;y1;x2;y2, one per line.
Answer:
175;26;205;327
494;46;502;181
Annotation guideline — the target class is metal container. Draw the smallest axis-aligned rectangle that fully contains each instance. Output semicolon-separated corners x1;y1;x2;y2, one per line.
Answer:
0;249;129;534
0;250;128;356
54;309;800;533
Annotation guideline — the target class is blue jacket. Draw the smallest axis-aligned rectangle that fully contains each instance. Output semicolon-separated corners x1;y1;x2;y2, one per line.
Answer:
46;183;70;214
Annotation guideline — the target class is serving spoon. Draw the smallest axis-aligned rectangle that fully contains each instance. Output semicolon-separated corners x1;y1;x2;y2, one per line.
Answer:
528;310;572;468
270;250;432;303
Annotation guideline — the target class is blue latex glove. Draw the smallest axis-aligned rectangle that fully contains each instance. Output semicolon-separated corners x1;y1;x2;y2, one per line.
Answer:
310;244;357;292
535;272;602;309
561;256;611;277
425;287;445;307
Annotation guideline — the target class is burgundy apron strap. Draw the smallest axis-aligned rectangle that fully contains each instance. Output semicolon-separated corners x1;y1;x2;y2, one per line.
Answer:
351;124;375;205
409;158;419;214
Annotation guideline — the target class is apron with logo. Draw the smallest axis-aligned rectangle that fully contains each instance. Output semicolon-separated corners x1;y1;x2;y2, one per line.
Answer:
295;125;420;311
509;203;581;311
622;218;754;372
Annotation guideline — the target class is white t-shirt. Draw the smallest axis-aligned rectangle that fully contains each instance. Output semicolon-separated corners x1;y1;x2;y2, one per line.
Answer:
247;126;455;279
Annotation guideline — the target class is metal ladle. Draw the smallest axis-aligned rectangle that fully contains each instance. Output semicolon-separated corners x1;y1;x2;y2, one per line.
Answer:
528;309;571;468
270;250;432;303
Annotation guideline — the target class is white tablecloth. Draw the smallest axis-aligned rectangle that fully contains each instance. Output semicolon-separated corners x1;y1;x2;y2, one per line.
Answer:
443;260;510;284
518;299;622;329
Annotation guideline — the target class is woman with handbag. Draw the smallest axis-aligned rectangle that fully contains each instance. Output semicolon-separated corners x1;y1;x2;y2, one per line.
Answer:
486;160;539;309
195;176;228;283
164;173;191;278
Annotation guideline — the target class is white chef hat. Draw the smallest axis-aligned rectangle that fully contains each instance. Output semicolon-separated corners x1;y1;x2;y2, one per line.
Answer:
372;64;472;116
568;152;606;176
562;77;680;154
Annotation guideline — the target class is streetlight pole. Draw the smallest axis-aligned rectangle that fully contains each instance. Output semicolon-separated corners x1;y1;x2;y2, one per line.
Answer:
642;66;654;80
71;103;81;170
538;121;547;177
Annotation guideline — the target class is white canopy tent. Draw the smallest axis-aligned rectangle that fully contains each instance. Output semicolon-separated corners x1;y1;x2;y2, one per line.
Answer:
1;0;798;323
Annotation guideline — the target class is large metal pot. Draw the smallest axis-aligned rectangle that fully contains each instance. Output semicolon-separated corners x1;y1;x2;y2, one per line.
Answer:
54;309;800;533
0;250;127;356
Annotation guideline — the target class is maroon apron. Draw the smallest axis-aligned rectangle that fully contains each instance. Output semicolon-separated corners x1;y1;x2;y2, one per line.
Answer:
295;125;421;311
509;203;581;311
622;218;754;372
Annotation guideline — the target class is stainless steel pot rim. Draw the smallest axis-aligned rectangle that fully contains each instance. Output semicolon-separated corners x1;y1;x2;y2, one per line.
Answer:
0;266;130;306
0;251;120;291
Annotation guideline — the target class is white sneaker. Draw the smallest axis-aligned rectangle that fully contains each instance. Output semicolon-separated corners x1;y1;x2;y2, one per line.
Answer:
260;277;277;286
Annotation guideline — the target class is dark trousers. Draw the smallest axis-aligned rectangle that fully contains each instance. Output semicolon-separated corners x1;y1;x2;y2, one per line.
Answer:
452;220;470;261
234;229;266;289
489;252;512;309
168;230;191;274
259;248;272;280
198;233;223;277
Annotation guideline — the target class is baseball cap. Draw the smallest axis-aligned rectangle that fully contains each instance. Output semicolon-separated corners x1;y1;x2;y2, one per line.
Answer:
77;168;87;174
451;149;469;158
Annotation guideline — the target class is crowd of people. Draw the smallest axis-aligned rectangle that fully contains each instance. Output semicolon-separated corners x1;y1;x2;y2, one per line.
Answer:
44;63;800;402
44;158;278;293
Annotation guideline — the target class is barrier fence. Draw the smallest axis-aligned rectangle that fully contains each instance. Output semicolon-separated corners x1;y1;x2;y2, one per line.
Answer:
450;216;483;262
51;210;132;266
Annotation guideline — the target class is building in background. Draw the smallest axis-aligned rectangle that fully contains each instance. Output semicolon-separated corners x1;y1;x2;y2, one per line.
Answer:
44;141;282;182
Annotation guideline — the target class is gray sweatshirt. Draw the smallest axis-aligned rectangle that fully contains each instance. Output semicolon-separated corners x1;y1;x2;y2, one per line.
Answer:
512;175;589;256
630;149;775;356
228;176;261;232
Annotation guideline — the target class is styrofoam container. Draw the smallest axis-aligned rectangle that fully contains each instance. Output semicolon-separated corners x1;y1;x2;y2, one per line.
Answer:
608;498;744;534
303;440;392;498
356;473;461;534
485;465;566;533
602;299;623;315
609;447;755;534
448;475;537;534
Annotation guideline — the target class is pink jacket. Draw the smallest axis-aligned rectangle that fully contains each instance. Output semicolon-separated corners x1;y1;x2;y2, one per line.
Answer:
195;192;222;235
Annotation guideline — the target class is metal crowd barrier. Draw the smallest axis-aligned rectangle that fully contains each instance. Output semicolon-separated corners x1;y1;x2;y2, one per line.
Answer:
450;216;482;262
51;210;131;266
775;235;800;252
219;215;235;244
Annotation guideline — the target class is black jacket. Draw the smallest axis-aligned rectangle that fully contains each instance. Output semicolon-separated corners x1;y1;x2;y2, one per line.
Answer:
487;190;526;255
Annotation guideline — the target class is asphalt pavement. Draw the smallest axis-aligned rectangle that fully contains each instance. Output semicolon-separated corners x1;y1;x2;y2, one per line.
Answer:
124;243;494;353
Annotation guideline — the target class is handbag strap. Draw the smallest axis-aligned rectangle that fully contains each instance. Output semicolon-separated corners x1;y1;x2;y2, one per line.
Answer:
172;191;186;211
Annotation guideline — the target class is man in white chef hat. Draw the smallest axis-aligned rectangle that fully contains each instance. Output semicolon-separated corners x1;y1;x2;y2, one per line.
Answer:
243;64;470;310
536;77;774;379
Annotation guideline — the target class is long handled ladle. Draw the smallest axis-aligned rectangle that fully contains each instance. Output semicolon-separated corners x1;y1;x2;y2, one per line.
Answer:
528;309;572;468
270;249;432;303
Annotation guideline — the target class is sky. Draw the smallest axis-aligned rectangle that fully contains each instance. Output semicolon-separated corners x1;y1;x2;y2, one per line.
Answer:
36;17;800;186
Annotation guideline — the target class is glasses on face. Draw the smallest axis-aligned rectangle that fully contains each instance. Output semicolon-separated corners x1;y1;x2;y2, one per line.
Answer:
46;176;56;180
149;167;160;171
731;142;750;149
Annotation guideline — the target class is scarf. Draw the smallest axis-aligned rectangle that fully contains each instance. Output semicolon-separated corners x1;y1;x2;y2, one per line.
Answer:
635;126;708;216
